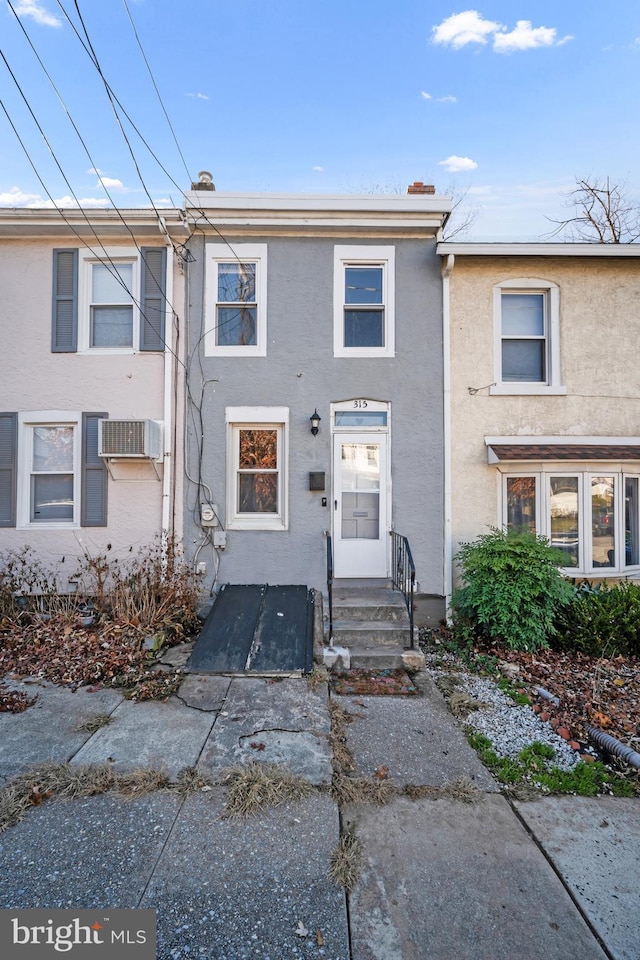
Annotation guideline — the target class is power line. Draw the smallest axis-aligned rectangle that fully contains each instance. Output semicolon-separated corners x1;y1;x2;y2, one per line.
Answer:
121;0;192;187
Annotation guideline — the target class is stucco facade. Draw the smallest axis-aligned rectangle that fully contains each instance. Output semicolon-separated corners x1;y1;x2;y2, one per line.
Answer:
0;209;187;581
183;191;451;603
440;244;640;589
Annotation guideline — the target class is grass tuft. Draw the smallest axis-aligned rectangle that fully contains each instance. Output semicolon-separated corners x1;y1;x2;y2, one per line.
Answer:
76;714;113;733
331;773;394;806
0;761;175;833
220;763;313;818
329;831;363;891
173;766;214;796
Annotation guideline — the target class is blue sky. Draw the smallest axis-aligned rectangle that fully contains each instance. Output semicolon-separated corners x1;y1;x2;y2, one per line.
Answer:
1;1;639;239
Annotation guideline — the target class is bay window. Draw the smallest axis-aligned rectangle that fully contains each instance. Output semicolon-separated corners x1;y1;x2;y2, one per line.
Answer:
504;470;640;575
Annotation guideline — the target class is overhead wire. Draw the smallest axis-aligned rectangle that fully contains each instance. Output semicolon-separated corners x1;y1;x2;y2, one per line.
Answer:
5;0;182;352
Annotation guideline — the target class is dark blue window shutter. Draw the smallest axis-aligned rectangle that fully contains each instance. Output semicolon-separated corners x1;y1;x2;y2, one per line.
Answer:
52;249;78;352
0;413;17;528
81;413;108;527
140;246;167;351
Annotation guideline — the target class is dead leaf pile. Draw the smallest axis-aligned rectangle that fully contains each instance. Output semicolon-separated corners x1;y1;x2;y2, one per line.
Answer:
496;647;640;746
0;618;181;700
0;686;37;713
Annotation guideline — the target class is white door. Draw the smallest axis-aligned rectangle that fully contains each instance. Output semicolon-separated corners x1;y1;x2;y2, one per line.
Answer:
333;432;389;578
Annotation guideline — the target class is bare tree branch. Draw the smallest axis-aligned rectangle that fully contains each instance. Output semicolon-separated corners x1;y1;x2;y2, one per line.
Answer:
544;177;640;243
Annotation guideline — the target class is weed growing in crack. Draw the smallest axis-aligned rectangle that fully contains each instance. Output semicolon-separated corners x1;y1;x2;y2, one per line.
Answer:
331;773;394;806
220;763;313;818
329;831;363;891
0;762;174;833
76;714;113;733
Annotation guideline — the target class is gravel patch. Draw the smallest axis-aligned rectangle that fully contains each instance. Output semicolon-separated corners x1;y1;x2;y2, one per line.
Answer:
434;671;580;771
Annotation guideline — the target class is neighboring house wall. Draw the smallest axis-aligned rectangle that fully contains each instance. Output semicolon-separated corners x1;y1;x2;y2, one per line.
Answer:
0;212;185;582
444;249;640;585
183;193;450;601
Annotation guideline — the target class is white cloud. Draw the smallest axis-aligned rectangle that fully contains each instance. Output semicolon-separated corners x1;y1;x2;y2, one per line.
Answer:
439;155;478;173
432;10;503;48
312;166;324;172
0;187;109;208
0;186;44;206
420;91;432;100
186;92;209;100
493;20;571;53
96;176;124;189
432;10;573;54
12;1;61;27
438;95;457;103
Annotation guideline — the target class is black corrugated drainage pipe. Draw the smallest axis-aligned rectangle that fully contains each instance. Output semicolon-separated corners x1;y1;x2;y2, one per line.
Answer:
585;726;640;770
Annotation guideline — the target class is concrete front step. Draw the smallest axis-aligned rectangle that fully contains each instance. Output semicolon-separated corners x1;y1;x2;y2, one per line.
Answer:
331;602;408;623
323;644;425;672
330;582;408;622
331;619;410;647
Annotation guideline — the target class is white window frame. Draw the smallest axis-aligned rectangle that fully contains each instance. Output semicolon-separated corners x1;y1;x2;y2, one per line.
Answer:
333;245;395;358
17;411;81;529
500;466;640;576
490;278;565;395
77;247;140;354
205;244;267;357
225;406;288;530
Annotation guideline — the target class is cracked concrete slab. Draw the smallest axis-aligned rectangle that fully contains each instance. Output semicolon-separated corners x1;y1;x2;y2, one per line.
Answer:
346;794;608;960
515;797;640;960
176;675;232;712
197;677;333;785
0;679;123;784
338;674;498;790
141;791;349;960
71;697;215;778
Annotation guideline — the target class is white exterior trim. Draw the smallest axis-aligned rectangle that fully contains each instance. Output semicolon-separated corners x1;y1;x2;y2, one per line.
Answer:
490;278;563;395
225;407;289;531
333;245;395;358
437;242;640;258
17;411;81;530
204;243;268;357
77;246;140;354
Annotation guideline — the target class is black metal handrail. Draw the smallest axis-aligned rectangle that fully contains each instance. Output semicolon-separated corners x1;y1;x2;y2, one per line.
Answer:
390;531;416;649
325;533;334;643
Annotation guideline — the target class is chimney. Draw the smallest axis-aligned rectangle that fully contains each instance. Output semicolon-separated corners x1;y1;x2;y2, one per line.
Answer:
191;170;215;191
407;181;435;195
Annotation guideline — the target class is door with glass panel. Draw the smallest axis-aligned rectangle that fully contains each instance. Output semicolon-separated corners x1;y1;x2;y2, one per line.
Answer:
333;432;388;578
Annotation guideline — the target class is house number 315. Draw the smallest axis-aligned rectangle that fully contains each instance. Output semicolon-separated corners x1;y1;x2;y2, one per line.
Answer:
353;400;368;409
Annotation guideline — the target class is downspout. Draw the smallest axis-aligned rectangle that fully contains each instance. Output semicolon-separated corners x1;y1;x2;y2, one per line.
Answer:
442;253;455;617
162;242;175;540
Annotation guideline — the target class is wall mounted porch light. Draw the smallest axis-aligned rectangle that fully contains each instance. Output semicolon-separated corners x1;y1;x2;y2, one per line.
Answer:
309;409;321;436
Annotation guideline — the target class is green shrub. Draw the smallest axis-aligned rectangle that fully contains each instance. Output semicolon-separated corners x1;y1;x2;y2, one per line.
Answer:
553;580;640;656
451;528;573;652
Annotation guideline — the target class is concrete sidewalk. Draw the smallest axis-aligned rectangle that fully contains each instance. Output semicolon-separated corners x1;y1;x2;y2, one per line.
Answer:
0;670;637;959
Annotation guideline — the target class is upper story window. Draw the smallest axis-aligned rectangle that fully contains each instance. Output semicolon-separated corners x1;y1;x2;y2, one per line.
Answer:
205;244;267;357
334;246;395;358
89;261;135;348
490;278;565;396
52;247;167;354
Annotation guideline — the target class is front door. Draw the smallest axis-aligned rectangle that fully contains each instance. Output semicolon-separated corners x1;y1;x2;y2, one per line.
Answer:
333;432;389;578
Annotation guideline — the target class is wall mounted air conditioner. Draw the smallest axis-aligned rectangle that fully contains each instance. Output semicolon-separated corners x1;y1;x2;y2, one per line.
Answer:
98;419;162;459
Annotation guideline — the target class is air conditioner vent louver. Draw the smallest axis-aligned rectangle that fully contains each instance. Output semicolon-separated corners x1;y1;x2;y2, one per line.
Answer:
98;420;162;459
